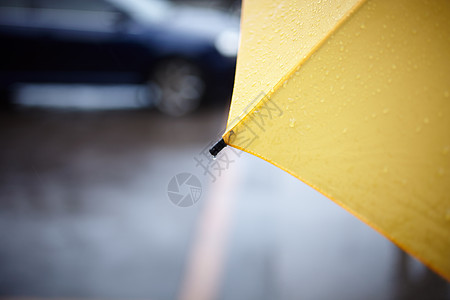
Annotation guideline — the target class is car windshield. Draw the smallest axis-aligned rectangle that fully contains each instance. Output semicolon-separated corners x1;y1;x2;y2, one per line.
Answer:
106;0;171;23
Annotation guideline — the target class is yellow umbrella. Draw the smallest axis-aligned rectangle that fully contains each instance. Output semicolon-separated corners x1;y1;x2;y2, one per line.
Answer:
211;0;450;279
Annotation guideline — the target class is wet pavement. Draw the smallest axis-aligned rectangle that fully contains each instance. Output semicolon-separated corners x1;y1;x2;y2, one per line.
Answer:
0;106;448;300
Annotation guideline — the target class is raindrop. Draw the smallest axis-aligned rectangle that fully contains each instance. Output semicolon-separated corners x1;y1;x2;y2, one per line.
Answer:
342;128;348;134
437;167;445;176
442;146;449;155
289;118;296;128
383;108;390;114
444;90;449;98
424;117;429;124
360;24;366;29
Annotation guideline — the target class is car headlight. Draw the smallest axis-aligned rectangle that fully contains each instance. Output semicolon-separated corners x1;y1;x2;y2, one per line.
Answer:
215;30;240;58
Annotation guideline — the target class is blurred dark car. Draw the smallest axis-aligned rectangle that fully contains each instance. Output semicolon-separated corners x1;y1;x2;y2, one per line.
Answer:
0;0;240;115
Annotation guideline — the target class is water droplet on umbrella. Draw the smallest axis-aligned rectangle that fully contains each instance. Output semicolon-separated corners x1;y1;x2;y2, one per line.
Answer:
289;118;296;128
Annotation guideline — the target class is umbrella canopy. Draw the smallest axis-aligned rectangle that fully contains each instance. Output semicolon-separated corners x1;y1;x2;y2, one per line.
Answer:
221;0;450;279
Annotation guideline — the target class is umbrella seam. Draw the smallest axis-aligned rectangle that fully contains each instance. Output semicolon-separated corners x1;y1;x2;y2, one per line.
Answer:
224;0;368;138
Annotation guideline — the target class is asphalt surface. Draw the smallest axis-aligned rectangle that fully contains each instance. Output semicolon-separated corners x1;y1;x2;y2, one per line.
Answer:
0;103;448;300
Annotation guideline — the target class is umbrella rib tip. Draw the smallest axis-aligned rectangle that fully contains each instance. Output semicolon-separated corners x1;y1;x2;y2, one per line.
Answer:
209;138;227;157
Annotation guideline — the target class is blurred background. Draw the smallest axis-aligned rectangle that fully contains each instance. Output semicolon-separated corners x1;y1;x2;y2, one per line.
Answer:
0;0;448;300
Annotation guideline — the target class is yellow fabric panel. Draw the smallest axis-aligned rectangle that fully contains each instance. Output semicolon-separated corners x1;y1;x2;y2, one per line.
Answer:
226;0;363;131
225;0;450;279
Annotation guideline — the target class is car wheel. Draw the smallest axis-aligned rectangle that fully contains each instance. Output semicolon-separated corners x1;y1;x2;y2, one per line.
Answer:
149;58;206;116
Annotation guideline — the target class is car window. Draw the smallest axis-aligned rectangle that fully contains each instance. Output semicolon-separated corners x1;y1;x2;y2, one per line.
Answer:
0;0;34;27
0;0;33;8
29;0;124;33
35;0;116;12
107;0;170;23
